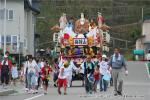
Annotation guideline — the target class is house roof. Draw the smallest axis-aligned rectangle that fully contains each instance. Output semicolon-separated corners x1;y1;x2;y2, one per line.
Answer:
24;0;40;14
143;16;150;22
144;19;150;23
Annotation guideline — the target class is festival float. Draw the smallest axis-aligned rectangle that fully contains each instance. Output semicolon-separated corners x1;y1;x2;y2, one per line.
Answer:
52;12;110;60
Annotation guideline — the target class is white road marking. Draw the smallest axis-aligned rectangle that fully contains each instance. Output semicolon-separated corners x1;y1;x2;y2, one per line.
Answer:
145;63;150;78
24;94;44;100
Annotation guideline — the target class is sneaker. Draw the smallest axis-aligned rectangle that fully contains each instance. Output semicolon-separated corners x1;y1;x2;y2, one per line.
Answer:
28;89;33;94
67;85;70;88
4;85;8;89
64;92;67;95
114;92;118;96
2;84;5;88
89;91;93;94
44;91;48;95
58;90;61;95
54;84;57;87
35;90;38;94
28;90;32;94
25;88;29;91
40;85;43;89
100;89;103;92
117;91;122;96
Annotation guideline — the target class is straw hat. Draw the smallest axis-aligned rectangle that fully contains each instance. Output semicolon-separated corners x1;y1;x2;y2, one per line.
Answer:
64;61;69;68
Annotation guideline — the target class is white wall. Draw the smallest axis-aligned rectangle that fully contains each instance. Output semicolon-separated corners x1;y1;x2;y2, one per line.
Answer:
0;0;35;56
25;11;35;56
142;20;150;43
0;0;24;39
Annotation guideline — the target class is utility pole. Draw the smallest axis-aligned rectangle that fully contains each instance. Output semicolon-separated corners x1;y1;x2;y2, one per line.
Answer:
3;0;7;56
142;7;144;22
18;16;21;67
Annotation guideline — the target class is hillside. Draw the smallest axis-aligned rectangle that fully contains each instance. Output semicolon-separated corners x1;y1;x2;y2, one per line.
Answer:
36;0;150;49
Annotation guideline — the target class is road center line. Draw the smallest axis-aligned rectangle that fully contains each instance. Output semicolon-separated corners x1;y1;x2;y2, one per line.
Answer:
145;63;150;78
24;94;44;100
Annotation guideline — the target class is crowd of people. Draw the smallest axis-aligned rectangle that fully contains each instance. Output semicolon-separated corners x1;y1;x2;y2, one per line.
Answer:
0;48;128;96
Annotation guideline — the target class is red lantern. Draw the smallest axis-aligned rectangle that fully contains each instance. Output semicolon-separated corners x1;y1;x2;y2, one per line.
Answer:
64;33;70;39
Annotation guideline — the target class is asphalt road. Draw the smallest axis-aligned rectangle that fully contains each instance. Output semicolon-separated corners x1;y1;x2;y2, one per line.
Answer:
0;61;150;100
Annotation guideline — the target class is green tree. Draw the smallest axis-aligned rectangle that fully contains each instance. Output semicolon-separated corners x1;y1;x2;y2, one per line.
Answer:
131;28;142;43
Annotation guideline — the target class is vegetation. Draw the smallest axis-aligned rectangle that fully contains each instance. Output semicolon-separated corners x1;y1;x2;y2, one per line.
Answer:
36;0;150;49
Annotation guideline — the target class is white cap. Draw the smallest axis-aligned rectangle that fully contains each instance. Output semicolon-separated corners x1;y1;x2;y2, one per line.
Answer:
4;55;8;58
102;55;107;58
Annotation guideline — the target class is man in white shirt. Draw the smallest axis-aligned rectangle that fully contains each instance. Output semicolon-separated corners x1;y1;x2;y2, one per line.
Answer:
147;52;150;61
66;59;75;87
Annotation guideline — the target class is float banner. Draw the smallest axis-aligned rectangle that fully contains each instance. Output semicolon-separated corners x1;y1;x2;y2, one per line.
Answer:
73;38;87;46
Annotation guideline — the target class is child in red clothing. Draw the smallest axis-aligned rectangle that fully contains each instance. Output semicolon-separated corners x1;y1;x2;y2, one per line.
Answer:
41;61;52;94
58;61;69;95
93;65;100;93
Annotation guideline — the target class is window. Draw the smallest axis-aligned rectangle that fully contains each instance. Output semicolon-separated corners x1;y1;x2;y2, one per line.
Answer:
0;9;13;20
11;35;18;51
24;38;27;48
6;35;11;44
1;35;11;43
8;10;13;20
12;35;17;43
0;9;4;19
1;36;4;43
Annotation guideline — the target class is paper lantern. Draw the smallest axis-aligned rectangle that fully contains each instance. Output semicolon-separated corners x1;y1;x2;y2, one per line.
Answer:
87;36;93;46
64;33;70;39
69;37;73;45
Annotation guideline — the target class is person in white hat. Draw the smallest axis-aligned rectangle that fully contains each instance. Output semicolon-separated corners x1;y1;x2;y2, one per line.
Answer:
98;54;109;92
58;61;69;95
0;55;12;88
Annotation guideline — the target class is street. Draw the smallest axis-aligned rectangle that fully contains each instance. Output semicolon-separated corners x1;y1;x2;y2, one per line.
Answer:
0;61;150;100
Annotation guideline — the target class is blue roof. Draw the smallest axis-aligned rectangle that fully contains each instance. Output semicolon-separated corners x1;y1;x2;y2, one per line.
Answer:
144;16;150;21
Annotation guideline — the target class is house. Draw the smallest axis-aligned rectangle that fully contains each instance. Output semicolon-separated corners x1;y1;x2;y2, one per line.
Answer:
0;0;40;56
136;19;150;59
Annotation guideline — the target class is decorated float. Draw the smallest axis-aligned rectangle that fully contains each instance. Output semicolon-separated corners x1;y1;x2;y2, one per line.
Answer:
52;12;110;59
52;12;110;84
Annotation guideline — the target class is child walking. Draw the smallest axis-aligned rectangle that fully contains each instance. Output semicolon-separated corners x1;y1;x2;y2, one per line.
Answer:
41;61;52;94
99;55;109;92
93;65;100;93
58;61;69;95
11;63;18;86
